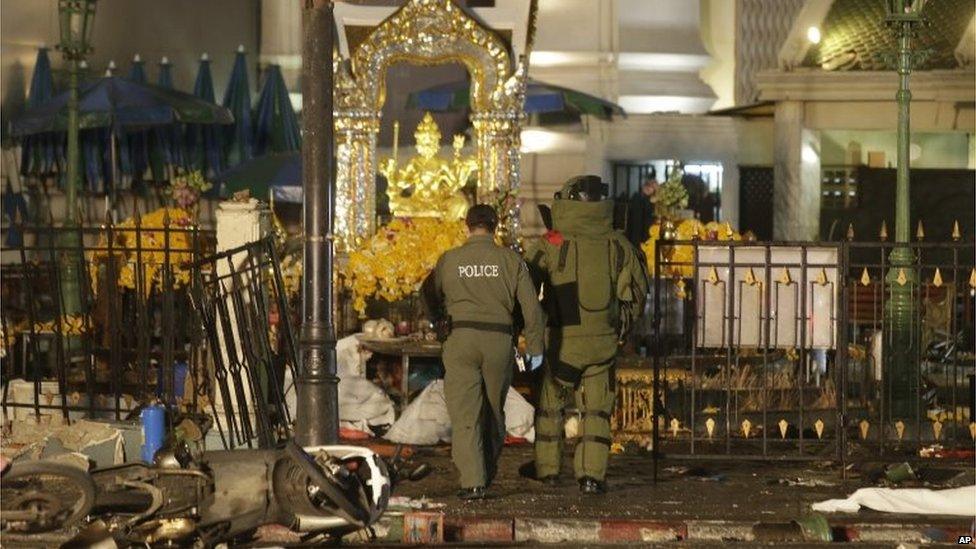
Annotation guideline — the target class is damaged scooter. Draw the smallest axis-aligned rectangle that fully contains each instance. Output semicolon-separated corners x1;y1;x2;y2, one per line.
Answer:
1;439;421;547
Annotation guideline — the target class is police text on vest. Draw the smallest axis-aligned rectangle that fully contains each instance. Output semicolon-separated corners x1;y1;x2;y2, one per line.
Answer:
458;264;499;278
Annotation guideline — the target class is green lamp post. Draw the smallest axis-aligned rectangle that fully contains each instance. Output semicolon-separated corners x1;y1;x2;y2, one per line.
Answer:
55;0;97;322
883;0;926;418
56;0;98;224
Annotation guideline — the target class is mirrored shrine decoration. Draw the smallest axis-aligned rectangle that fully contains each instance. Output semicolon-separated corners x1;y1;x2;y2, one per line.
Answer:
332;0;537;248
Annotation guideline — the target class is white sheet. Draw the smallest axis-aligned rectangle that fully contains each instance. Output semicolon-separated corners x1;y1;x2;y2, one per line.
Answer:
811;485;976;516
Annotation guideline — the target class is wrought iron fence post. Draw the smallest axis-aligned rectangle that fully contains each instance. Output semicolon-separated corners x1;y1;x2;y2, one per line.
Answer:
651;236;663;482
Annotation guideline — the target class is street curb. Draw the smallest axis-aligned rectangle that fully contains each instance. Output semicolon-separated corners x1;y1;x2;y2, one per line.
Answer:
438;516;973;544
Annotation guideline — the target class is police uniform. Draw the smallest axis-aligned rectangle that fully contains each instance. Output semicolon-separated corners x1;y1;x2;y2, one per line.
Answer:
423;233;546;490
526;180;648;487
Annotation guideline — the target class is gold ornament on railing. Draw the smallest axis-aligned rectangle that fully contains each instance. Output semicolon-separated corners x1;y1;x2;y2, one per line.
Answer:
379;113;478;220
879;220;888;241
915;220;925;240
860;268;872;286
952;220;961;240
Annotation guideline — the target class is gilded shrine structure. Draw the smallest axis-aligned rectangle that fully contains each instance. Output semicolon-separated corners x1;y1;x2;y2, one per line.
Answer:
332;0;537;247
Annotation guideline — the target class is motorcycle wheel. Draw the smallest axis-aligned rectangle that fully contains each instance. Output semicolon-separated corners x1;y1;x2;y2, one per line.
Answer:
1;461;96;533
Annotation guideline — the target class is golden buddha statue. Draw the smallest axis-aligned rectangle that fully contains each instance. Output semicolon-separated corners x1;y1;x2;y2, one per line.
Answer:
378;112;478;220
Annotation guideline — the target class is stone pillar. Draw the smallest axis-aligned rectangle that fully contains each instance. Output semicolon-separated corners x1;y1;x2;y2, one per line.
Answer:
773;100;821;241
259;0;302;90
215;199;270;255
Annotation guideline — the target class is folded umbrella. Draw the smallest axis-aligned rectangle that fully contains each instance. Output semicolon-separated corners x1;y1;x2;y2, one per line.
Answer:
186;55;226;183
253;65;301;156
20;48;62;177
149;58;186;181
223;47;254;167
124;55;151;186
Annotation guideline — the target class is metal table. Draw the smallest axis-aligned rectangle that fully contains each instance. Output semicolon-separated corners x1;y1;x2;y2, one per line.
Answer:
358;337;441;410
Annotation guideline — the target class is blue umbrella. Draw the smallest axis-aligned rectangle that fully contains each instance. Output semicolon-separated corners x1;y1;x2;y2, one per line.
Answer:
253;65;301;156
20;48;62;177
124;55;151;184
186;54;225;181
11;76;233;135
149;57;186;181
223;47;254;167
215;152;301;203
12;75;233;198
158;58;174;88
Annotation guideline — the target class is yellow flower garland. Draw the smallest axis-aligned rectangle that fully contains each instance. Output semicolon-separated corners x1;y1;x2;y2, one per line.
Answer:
641;220;742;279
89;207;196;296
343;217;468;316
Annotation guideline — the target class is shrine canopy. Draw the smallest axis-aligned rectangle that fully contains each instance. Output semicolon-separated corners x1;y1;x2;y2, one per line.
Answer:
407;78;626;121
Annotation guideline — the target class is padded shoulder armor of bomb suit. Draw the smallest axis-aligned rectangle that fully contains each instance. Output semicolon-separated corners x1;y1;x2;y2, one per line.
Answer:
528;199;648;343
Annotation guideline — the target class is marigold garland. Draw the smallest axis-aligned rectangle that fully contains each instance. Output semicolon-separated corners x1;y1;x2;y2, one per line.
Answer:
343;217;467;316
641;219;742;279
89;207;196;296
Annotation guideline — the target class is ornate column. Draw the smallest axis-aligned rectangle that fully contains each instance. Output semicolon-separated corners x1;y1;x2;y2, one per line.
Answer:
472;110;523;245
334;112;379;250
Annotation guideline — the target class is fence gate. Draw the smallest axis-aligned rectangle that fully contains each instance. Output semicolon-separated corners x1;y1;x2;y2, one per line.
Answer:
651;240;845;465
650;237;975;470
190;236;297;449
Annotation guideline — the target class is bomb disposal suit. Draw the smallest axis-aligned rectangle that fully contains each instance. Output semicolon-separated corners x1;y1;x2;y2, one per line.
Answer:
526;176;648;485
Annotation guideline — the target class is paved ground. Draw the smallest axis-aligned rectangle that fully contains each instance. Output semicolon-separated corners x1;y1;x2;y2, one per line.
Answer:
394;443;970;525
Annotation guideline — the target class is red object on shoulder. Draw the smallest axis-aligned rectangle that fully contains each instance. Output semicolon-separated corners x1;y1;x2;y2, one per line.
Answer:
544;230;564;246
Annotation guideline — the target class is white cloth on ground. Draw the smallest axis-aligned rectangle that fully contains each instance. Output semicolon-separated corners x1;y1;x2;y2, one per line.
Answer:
811;485;975;515
383;379;536;445
284;333;395;433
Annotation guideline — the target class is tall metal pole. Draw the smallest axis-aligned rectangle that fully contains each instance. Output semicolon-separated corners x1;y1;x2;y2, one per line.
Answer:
66;60;79;223
60;51;83;319
885;7;924;419
295;0;339;445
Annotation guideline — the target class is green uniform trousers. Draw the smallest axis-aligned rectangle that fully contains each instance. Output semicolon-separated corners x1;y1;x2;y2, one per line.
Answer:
442;328;515;489
534;334;616;481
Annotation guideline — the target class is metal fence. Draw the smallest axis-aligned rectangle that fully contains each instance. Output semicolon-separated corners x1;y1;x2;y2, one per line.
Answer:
1;216;215;423
650;236;975;467
189;236;296;449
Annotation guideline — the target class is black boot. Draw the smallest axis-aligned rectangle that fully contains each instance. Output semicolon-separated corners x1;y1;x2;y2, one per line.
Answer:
578;477;606;495
457;486;487;500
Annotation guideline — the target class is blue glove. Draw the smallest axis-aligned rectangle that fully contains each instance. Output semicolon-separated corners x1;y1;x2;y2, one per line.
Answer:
528;354;544;371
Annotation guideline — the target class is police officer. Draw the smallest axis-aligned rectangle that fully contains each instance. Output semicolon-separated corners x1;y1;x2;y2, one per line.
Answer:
526;175;648;494
422;204;546;500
